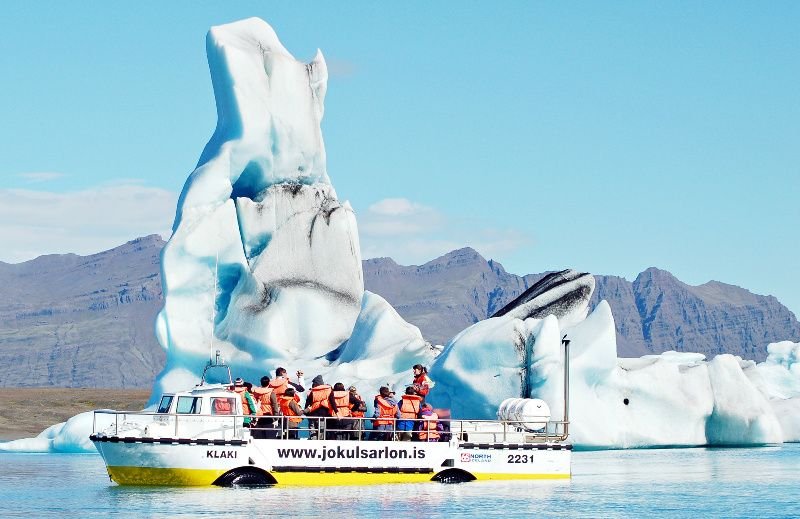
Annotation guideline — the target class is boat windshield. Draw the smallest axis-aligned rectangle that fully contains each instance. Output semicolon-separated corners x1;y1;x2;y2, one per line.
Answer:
176;396;202;414
157;395;174;414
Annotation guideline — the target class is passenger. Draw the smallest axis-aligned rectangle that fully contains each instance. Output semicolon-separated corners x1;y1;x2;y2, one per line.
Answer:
269;367;306;397
412;364;435;398
304;375;338;439
371;386;399;441
231;378;258;427
332;382;363;440
251;375;280;439
397;386;424;441
417;403;442;442
349;385;368;439
279;387;304;439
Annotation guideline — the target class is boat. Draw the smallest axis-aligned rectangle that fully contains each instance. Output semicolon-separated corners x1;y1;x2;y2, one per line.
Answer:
90;342;573;487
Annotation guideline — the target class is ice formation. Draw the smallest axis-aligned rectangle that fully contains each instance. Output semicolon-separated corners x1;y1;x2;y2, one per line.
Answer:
3;18;799;454
428;298;800;448
145;18;439;406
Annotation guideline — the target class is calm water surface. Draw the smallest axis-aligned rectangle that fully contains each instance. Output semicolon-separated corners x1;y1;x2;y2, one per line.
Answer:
1;445;798;517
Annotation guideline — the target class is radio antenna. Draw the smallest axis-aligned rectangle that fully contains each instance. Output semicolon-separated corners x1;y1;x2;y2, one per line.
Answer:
210;249;219;364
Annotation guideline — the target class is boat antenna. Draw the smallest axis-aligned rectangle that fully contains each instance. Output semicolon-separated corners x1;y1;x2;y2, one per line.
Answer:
210;248;219;364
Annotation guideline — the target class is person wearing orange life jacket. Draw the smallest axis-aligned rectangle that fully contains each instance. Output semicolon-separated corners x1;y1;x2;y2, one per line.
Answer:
251;375;280;439
279;386;304;439
331;382;363;440
304;375;338;439
397;386;424;441
371;386;400;441
231;378;258;426
269;367;306;399
417;403;442;442
348;385;368;439
412;364;435;398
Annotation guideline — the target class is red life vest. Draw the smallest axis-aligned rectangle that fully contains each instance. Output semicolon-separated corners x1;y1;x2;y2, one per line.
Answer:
418;412;440;441
279;395;302;424
268;377;289;397
333;390;351;417
232;386;253;415
399;394;423;419
413;373;433;397
307;384;334;415
373;396;397;426
251;386;275;416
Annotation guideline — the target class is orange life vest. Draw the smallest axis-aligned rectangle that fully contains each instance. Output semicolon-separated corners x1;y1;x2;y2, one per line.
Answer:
279;395;302;424
307;385;334;415
418;412;440;441
268;377;290;397
333;390;351;417
232;386;253;415
399;394;423;419
373;396;397;426
251;386;275;416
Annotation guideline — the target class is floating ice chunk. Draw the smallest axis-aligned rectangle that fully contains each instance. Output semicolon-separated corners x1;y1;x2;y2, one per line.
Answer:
706;354;783;445
0;412;101;454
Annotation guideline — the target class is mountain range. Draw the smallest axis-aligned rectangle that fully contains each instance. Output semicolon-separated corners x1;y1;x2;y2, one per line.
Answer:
0;236;797;387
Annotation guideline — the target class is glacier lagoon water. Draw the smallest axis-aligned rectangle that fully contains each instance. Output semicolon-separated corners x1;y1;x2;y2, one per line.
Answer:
1;445;799;517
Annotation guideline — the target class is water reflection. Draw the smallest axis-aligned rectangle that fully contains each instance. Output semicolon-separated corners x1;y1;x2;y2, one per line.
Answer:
1;446;799;517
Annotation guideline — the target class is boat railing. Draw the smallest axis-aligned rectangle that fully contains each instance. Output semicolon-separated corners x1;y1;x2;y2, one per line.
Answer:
92;410;569;443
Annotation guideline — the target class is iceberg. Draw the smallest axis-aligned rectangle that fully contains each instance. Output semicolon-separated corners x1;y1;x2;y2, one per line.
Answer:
428;298;799;448
3;17;799;453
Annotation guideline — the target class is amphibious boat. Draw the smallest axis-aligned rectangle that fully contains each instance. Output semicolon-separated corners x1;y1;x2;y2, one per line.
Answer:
91;347;572;486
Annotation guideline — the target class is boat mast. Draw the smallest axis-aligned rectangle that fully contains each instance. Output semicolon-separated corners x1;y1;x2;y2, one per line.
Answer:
210;249;219;364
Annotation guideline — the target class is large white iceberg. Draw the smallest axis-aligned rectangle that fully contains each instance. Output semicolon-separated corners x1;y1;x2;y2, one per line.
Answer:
3;18;799;454
428;300;799;448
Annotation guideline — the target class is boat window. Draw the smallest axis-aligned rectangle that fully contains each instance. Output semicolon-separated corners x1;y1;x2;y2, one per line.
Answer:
176;396;202;414
211;397;236;415
157;395;174;414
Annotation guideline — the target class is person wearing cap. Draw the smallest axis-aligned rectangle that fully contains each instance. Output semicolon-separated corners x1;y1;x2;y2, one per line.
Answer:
412;364;435;398
231;378;258;427
371;386;400;441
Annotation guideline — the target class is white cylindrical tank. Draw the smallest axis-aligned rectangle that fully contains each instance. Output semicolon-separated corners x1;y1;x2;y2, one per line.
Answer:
496;398;551;432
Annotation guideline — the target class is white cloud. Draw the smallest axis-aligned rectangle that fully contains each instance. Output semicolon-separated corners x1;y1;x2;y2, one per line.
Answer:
0;184;176;263
16;172;66;183
357;197;530;266
367;198;431;216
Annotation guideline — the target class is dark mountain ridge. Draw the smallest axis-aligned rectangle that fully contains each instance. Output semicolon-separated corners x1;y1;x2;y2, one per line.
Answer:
1;238;796;387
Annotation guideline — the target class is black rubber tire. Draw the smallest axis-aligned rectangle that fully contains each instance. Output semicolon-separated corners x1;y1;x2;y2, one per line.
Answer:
433;469;476;484
214;468;274;487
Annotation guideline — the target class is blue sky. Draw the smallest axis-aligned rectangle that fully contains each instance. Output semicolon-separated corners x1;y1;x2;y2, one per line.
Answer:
1;2;798;317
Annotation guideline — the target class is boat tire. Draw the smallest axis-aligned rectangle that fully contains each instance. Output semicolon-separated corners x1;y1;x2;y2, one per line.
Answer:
214;467;275;487
433;469;476;484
